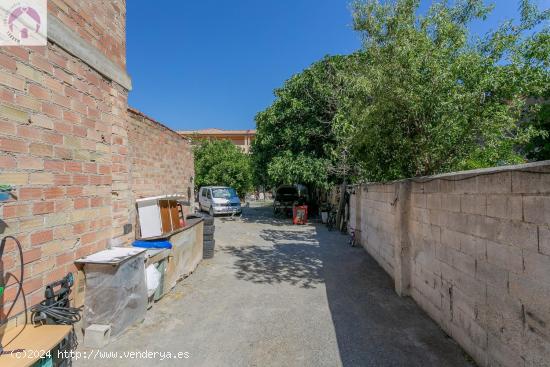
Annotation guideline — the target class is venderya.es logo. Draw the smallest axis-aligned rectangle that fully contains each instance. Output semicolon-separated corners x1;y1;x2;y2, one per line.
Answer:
0;0;46;46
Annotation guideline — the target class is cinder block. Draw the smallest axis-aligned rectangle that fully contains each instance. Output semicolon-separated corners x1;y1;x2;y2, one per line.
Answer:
495;220;538;251
460;194;486;215
540;226;550;256
523;196;550;225
486;240;522;273
512;170;550;194
522;251;550;284
477;172;511;194
476;260;508;290
84;324;111;349
441;194;461;212
486;195;522;221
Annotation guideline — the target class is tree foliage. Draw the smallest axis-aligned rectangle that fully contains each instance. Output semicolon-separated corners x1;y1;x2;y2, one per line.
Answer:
194;139;253;198
350;0;548;181
252;0;549;186
252;54;366;188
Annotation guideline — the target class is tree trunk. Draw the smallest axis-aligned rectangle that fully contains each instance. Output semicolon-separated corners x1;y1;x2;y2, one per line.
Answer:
336;179;347;232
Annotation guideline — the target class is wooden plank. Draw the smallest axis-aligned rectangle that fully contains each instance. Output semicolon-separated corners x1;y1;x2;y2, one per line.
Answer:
159;200;172;234
169;200;182;231
0;324;72;367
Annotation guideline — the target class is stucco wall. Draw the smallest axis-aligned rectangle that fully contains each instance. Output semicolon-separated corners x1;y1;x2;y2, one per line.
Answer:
349;161;550;367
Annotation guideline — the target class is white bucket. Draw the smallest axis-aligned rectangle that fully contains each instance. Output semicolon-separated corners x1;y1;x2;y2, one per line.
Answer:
321;212;328;224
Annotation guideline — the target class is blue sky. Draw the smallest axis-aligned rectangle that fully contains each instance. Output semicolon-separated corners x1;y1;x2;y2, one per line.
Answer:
126;0;546;131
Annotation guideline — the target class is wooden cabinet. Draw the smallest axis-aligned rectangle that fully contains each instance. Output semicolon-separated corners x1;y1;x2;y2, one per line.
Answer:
136;196;185;239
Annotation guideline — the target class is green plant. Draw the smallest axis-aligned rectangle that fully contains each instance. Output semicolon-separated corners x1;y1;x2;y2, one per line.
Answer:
194;139;253;198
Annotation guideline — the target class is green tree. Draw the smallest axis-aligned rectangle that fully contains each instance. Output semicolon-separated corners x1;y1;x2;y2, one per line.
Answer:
252;53;366;189
194;139;253;198
350;0;548;181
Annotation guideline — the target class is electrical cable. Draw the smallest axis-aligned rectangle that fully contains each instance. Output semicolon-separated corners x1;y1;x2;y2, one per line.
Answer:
30;300;83;325
0;235;27;349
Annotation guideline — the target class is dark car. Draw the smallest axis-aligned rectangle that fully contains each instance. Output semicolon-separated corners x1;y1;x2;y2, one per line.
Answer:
273;184;309;216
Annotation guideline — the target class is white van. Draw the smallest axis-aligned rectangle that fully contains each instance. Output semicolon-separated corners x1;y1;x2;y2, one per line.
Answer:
198;186;242;216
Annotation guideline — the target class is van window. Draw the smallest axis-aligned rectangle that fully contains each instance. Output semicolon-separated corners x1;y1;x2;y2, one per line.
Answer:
202;189;207;197
207;190;211;199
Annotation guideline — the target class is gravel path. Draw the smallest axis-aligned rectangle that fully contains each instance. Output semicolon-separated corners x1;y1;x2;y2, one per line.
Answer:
75;204;474;367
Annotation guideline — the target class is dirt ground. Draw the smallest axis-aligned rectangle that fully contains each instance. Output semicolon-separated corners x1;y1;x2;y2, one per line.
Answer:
75;203;474;367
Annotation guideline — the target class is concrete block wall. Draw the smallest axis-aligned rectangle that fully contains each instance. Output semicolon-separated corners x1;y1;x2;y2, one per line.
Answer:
350;161;550;366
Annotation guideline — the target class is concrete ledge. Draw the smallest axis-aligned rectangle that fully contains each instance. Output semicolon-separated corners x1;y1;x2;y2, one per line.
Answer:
48;14;132;90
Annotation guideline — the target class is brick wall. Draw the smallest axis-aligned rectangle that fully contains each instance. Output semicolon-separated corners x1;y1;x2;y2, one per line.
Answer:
0;1;130;326
350;161;550;366
0;45;128;321
48;0;126;68
127;107;195;212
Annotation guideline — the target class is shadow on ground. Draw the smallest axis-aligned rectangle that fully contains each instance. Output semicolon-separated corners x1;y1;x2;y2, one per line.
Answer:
224;206;474;367
219;205;295;227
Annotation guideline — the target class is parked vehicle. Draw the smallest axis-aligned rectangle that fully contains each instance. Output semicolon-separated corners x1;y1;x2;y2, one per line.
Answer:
198;186;242;216
273;184;308;217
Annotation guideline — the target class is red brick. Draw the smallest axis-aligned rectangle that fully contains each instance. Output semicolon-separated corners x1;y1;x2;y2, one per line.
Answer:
73;175;89;185
28;83;50;100
19;188;42;200
44;187;64;199
17;156;44;170
45;267;68;284
54;121;72;134
43;75;64;94
83;162;97;173
90;197;103;207
0;138;27;153
75;244;95;259
42;131;63;145
53;225;71;240
73;125;87;137
41;102;62;119
54;199;72;212
0;88;14;103
33;201;54;215
54;174;72;186
29;142;53;157
0;155;16;168
56;252;74;267
72;222;87;235
44;159;65;172
0;53;17;71
66;186;83;197
74;198;89;209
4;46;29;61
22;276;43;294
0;120;16;134
54;146;72;160
3;204;30;218
23;248;42;264
52;93;71;109
98;164;111;174
49;51;68;69
0;71;25;90
15;94;41;110
17;125;41;140
65;161;82;172
63;110;80;123
81;232;96;245
31;230;53;245
30;53;52;73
